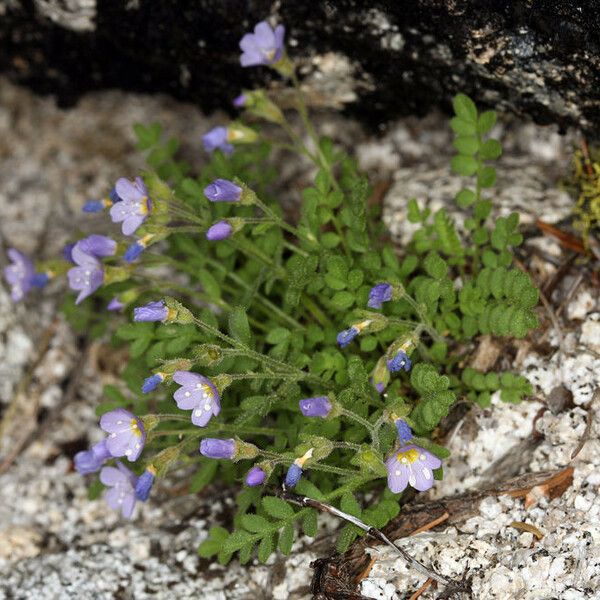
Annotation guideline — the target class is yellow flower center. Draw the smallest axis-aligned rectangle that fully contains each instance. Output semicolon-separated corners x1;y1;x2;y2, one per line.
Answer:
130;418;143;437
140;197;149;215
396;448;419;464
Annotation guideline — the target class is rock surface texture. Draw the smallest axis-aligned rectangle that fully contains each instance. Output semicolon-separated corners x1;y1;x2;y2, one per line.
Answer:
1;1;599;133
0;78;599;599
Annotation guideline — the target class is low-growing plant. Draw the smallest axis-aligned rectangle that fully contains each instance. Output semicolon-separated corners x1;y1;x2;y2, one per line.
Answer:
4;19;537;564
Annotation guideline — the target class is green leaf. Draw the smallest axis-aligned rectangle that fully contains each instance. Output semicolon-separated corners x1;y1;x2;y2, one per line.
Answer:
223;530;254;553
266;327;290;345
452;94;478;122
451;155;479;176
302;509;318;537
336;522;359;553
258;534;274;563
278;523;294;555
262;496;294;519
228;306;251;346
423;252;448;279
190;460;218;493
330;291;355;311
450;117;477;136
198;268;221;300
478;111;497;133
455;188;476;207
340;493;362;517
321;232;341;248
241;514;270;533
453;136;479;155
477;166;496;188
130;335;152;358
480;139;502;160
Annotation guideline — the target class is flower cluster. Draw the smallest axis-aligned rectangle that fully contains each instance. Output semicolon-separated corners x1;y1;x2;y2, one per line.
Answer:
3;21;511;557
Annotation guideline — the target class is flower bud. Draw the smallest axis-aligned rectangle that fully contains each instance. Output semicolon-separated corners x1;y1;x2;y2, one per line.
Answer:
245;466;267;486
134;465;156;501
200;438;236;459
226;122;258;145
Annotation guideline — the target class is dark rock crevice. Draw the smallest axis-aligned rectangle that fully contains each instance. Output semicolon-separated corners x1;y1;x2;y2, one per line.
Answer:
1;1;599;133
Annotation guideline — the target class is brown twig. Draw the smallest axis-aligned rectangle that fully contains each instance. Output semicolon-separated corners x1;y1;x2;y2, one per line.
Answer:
571;389;599;460
410;512;450;536
409;577;434;600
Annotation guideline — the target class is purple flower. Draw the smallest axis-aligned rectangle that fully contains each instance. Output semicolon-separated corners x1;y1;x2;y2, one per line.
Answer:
172;370;221;427
107;297;125;312
74;439;112;475
83;200;105;213
62;243;76;263
395;419;413;444
142;373;164;393
204;179;242;203
206;220;233;241
245;466;267;486
202;126;233;155
100;461;138;518
368;283;393;309
133;300;169;322
124;241;144;262
239;21;285;67
109;177;152;236
109;187;122;204
233;94;247;107
299;396;332;418
285;463;303;488
385;445;441;493
100;408;146;462
76;234;118;258
337;326;359;348
387;351;412;373
200;438;236;459
4;249;36;301
374;381;385;393
134;467;156;501
67;235;116;305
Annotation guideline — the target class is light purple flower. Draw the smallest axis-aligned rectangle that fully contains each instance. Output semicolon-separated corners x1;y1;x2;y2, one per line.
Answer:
299;396;331;418
107;297;125;312
67;235;116;305
233;93;247;107
133;300;169;322
109;177;152;236
204;179;242;202
245;466;267;486
206;220;233;241
77;234;118;259
4;249;35;301
200;438;236;459
239;21;285;67
74;439;112;475
172;370;221;427
100;408;146;462
385;445;441;493
100;461;138;518
368;283;393;309
202;126;233;155
387;351;412;373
